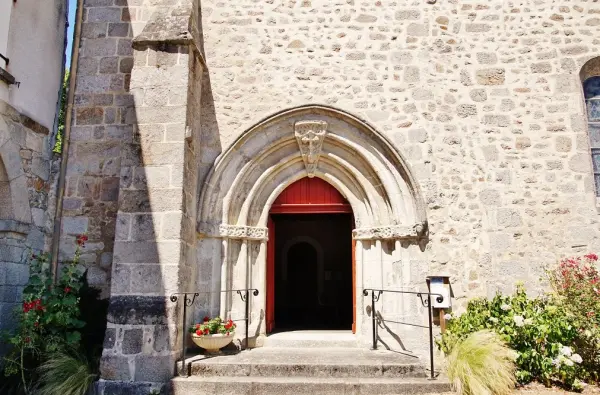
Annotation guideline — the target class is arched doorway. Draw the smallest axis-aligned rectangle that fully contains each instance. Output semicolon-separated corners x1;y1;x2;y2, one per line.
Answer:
196;105;429;351
266;177;355;333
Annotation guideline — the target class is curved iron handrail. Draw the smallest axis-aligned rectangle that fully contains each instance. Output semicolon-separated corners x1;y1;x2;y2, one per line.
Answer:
362;288;444;380
169;288;259;378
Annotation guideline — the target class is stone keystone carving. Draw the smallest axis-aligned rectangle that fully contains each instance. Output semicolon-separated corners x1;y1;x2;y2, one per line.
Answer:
294;120;328;178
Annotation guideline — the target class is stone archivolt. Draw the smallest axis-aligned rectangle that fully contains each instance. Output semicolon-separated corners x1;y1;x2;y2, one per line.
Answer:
197;105;427;241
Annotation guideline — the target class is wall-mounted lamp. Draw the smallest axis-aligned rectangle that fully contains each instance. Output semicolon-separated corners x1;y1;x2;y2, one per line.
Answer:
426;275;453;332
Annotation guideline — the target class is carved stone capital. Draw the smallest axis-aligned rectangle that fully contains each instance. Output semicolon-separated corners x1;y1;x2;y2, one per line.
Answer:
197;223;269;240
352;223;428;240
219;224;269;240
294;120;327;178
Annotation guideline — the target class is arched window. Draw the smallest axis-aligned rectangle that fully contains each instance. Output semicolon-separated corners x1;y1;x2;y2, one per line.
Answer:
582;58;600;197
584;76;600;196
0;158;14;219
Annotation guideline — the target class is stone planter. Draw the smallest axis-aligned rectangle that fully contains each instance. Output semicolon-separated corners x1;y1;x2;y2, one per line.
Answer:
191;333;234;353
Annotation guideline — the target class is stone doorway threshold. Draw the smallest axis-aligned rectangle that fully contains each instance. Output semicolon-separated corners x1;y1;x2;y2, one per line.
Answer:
263;329;358;348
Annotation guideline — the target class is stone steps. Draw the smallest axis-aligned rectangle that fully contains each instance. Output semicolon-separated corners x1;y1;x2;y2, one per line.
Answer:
189;360;428;378
171;376;452;395
171;346;451;395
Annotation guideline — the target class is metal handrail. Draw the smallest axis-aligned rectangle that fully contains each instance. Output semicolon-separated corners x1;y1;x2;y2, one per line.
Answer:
362;288;444;380
169;288;259;377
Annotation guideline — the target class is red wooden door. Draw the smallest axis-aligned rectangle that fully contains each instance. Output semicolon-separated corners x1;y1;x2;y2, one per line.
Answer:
266;177;355;333
267;217;275;333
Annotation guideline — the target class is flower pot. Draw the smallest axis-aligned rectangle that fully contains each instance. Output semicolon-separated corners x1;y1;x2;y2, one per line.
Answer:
191;333;234;353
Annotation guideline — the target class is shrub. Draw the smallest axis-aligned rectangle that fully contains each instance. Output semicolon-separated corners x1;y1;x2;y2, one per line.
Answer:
548;254;600;381
445;330;516;395
1;235;103;395
437;284;586;390
36;348;97;395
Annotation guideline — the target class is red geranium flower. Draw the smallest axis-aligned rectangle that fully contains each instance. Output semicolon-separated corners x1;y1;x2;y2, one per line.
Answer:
24;337;30;343
203;316;210;322
64;287;71;293
196;329;202;336
204;328;210;335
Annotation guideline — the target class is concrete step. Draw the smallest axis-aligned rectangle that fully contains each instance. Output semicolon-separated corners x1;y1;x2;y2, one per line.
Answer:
182;347;428;379
171;376;452;395
263;330;360;348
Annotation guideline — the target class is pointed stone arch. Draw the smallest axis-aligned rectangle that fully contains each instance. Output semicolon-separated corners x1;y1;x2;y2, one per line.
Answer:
197;105;427;241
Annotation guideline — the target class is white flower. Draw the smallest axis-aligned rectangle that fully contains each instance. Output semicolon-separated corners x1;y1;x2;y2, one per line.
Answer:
552;358;561;367
560;346;573;357
571;354;583;364
513;315;524;327
444;313;452;320
524;318;533;325
489;317;498;323
564;358;574;367
501;304;512;311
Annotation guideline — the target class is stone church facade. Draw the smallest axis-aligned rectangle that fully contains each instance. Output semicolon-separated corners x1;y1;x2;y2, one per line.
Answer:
54;0;600;391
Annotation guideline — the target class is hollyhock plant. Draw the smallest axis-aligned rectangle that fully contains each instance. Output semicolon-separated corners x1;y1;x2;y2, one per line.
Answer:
548;254;600;381
189;316;236;336
2;235;88;391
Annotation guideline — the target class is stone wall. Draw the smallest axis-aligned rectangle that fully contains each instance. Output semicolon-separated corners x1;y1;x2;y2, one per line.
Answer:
71;0;600;390
197;0;600;302
0;101;58;352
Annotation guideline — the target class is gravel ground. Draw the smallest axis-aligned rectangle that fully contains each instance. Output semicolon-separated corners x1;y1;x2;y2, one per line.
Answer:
515;383;600;394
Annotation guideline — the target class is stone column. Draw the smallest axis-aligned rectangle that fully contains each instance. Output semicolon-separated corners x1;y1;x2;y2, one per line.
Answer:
96;5;204;390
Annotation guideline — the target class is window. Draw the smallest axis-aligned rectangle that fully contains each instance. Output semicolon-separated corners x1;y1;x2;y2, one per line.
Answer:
584;76;600;197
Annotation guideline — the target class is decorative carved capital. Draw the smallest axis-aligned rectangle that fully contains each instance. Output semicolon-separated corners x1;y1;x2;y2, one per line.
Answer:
352;223;428;240
294;120;328;178
197;223;269;240
219;224;269;240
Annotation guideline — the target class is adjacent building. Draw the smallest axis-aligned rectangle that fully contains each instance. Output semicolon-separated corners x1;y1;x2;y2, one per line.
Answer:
0;0;66;349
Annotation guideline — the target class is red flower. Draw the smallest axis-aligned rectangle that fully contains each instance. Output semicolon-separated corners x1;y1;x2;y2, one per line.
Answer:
585;253;598;261
203;316;210;322
24;337;30;343
34;322;39;327
64;287;71;293
196;329;202;336
204;328;210;335
76;234;88;246
195;324;200;329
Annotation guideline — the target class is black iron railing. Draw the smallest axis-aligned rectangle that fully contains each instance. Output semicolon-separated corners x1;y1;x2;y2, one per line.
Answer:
169;288;259;377
362;288;444;380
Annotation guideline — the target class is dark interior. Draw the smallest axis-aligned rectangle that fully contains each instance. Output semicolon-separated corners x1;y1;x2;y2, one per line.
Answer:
273;213;353;330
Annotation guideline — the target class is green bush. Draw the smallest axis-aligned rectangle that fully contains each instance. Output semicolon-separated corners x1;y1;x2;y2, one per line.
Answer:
437;284;586;390
1;235;104;395
445;330;516;395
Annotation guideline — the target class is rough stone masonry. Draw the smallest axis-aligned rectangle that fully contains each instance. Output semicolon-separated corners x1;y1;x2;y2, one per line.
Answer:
63;0;600;391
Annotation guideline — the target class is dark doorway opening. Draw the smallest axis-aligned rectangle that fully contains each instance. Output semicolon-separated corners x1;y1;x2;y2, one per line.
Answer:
273;213;353;330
